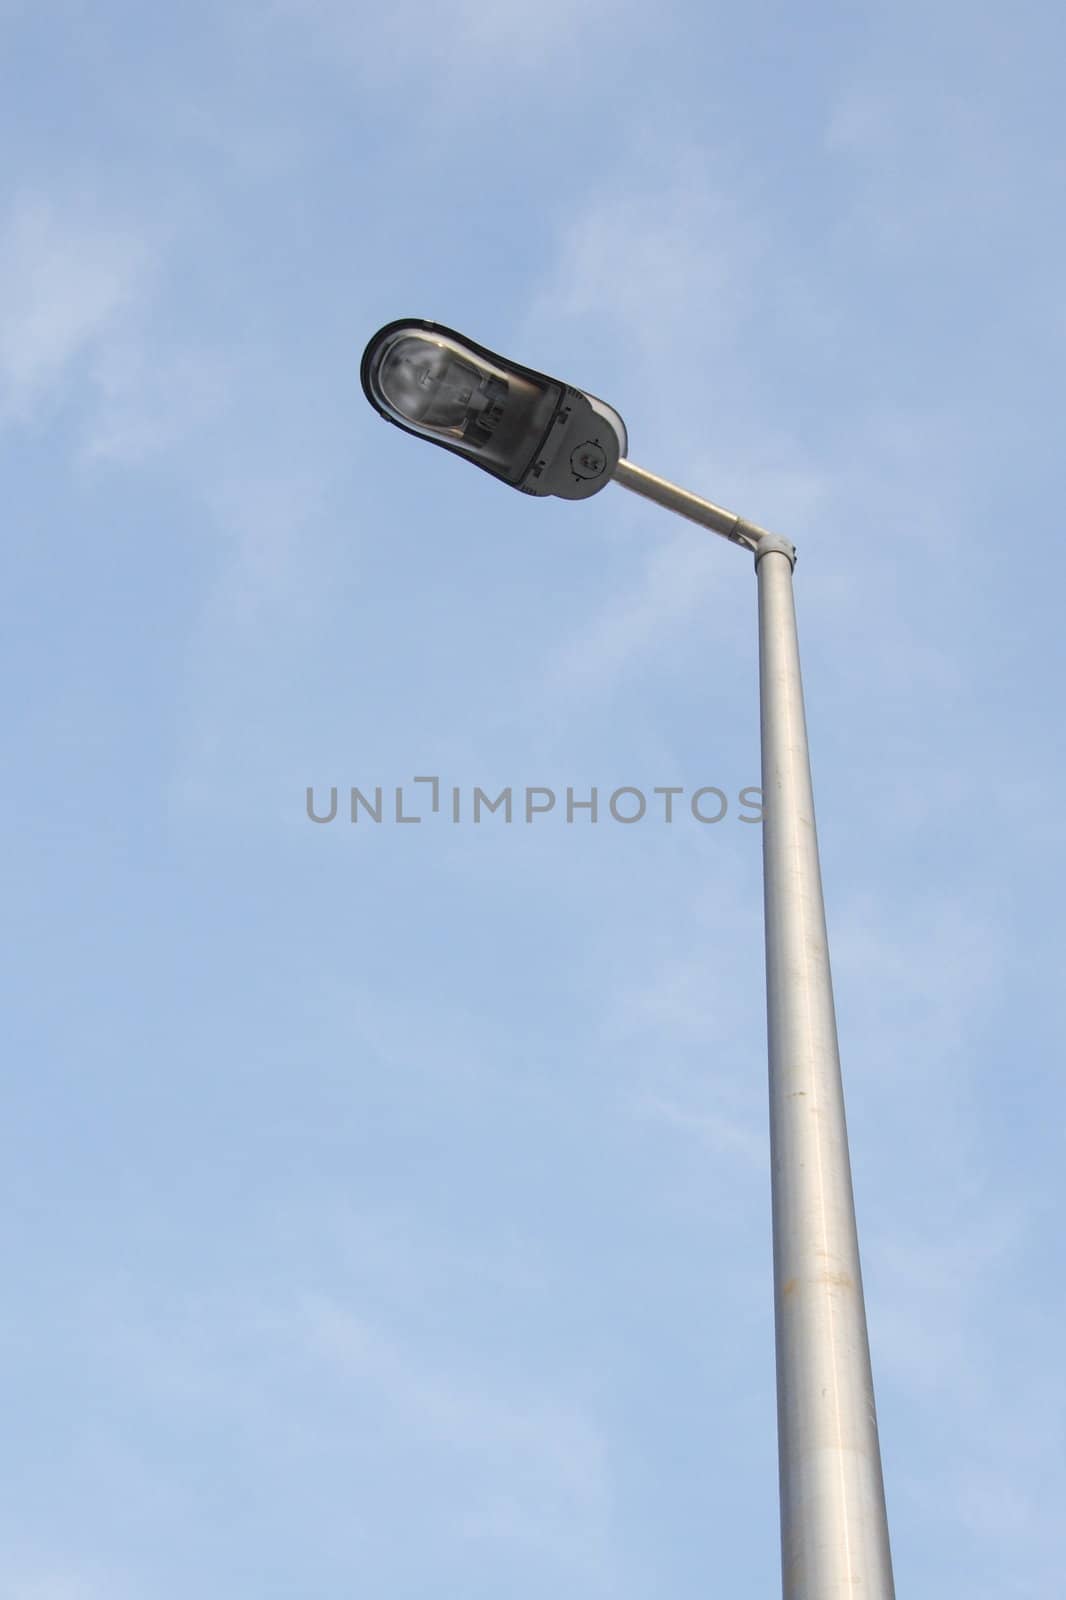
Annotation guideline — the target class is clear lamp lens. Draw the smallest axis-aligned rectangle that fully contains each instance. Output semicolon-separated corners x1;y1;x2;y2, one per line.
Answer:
365;327;561;484
378;337;506;443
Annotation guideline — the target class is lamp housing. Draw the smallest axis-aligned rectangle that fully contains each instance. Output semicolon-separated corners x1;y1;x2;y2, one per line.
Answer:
360;319;626;500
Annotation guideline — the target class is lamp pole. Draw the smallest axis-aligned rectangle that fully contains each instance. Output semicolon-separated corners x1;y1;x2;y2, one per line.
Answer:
613;458;895;1600
361;323;895;1600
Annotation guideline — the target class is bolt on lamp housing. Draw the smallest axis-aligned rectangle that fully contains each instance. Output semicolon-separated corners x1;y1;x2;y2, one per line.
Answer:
360;319;626;500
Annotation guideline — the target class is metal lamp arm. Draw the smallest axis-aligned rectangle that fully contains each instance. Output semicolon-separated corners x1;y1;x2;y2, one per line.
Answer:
612;457;795;563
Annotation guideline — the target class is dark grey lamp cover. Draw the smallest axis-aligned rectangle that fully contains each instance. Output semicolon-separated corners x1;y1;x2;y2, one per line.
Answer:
360;319;627;500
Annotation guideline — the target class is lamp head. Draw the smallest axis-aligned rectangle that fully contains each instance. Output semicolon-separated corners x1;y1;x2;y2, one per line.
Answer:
360;319;626;500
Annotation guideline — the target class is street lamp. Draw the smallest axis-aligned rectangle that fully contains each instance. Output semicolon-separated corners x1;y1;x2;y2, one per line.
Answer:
360;317;896;1600
360;319;627;498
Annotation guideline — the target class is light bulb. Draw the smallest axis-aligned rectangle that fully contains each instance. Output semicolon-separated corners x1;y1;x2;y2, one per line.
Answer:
377;336;507;446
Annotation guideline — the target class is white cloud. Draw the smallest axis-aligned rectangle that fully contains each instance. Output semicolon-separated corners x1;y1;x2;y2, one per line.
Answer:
304;1294;606;1485
824;71;1031;269
541;526;726;696
269;0;628;76
633;1090;766;1169
0;199;150;426
0;1560;127;1600
524;145;758;377
2;1579;92;1600
522;147;832;709
82;340;233;466
300;1294;612;1559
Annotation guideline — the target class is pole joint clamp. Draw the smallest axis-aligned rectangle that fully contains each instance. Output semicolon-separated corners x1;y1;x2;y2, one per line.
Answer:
752;532;797;569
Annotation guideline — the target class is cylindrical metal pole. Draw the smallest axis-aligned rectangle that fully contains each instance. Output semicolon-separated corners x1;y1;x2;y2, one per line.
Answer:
757;546;895;1600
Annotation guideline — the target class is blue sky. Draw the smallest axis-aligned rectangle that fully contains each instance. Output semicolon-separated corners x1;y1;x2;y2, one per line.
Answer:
2;1;1065;1595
